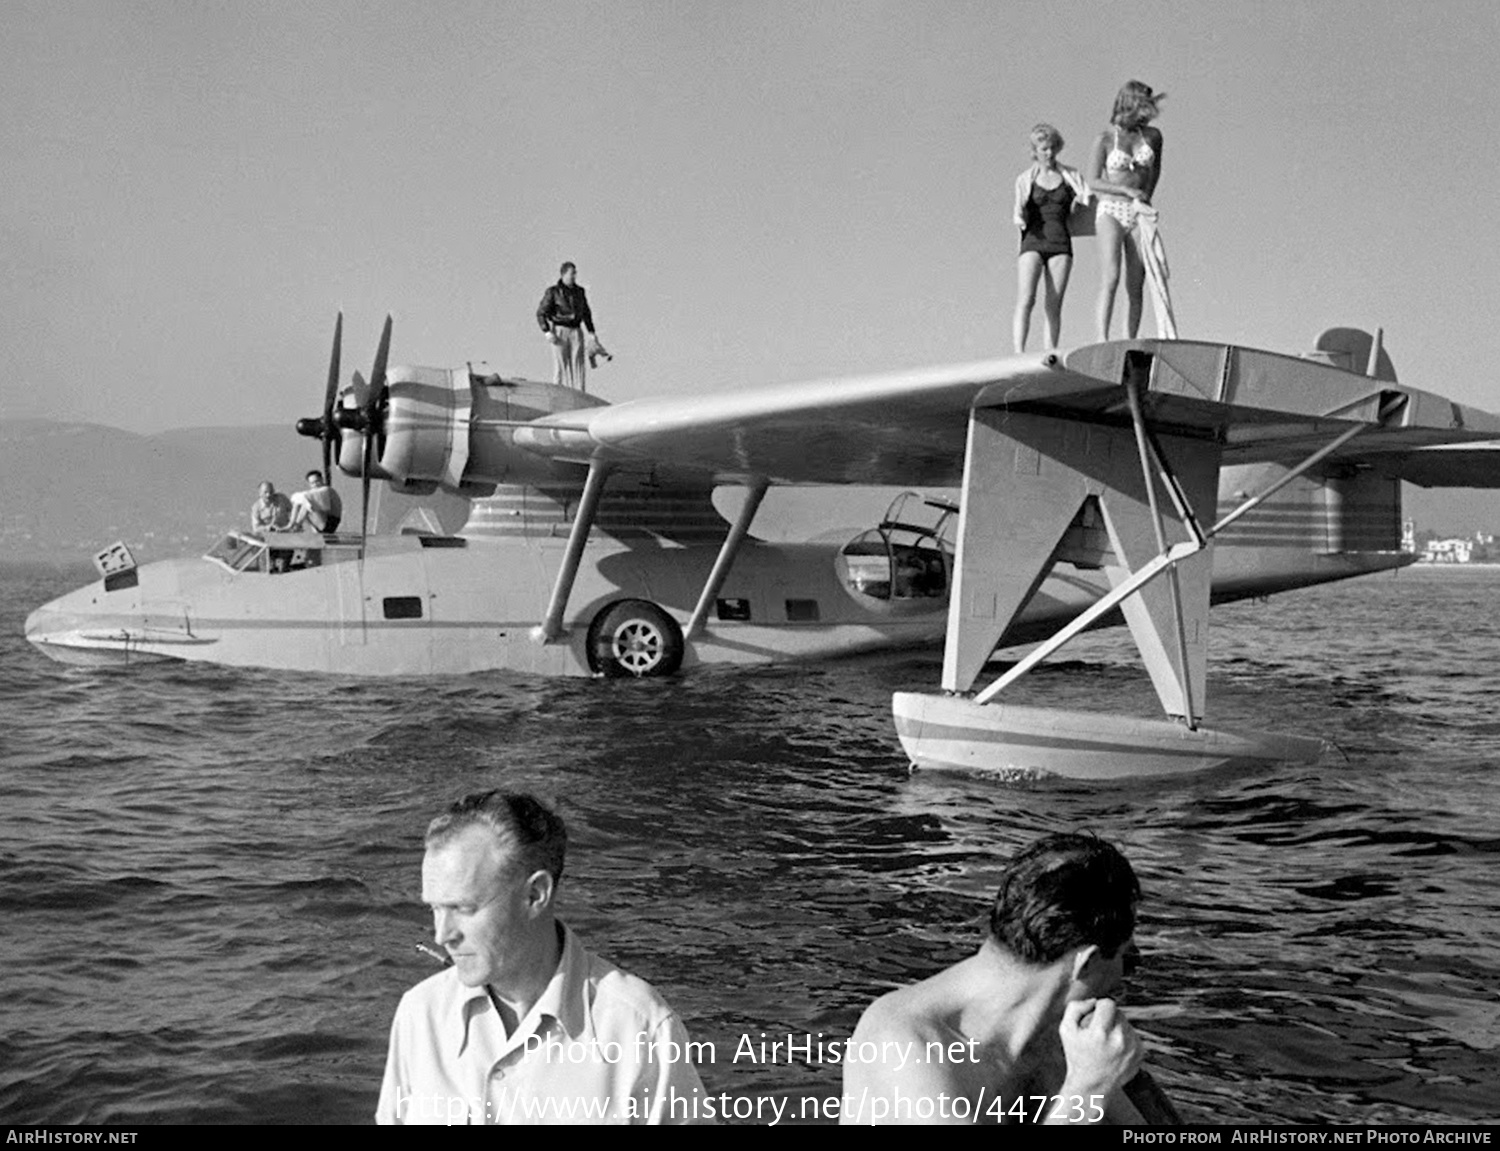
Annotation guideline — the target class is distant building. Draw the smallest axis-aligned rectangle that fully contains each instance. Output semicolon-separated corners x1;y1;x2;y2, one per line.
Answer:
1405;520;1495;563
1421;537;1474;563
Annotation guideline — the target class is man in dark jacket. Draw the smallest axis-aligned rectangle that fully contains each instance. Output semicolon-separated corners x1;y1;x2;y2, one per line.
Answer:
536;262;608;391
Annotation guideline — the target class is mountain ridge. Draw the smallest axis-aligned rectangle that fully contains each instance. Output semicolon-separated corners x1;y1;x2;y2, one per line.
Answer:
0;418;465;563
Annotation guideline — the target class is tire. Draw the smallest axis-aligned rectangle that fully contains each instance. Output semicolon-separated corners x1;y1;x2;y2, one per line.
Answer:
588;600;684;678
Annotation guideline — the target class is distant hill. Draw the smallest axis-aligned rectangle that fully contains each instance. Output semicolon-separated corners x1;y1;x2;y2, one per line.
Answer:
2;418;1497;565
0;419;468;564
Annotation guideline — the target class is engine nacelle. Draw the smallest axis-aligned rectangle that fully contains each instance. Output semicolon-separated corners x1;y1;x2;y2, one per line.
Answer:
337;368;604;495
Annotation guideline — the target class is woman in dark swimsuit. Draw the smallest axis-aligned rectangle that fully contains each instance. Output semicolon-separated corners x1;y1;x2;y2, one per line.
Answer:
1012;124;1090;353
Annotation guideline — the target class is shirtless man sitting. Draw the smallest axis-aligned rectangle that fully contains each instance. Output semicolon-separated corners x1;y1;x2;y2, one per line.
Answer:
841;832;1177;1125
286;470;343;534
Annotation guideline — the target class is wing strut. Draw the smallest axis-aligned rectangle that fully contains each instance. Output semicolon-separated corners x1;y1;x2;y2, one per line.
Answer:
533;461;613;644
970;386;1397;711
685;480;769;639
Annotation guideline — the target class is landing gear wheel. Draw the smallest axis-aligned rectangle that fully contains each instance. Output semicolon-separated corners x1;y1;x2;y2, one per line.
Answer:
588;600;684;678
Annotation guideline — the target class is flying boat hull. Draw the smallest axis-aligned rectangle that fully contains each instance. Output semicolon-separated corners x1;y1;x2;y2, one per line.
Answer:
24;528;1410;677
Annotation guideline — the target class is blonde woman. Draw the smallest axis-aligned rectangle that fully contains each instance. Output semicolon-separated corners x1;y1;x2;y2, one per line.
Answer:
1012;124;1091;353
1087;81;1165;339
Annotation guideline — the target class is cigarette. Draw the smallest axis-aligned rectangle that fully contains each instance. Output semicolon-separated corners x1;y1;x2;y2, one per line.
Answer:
416;942;452;967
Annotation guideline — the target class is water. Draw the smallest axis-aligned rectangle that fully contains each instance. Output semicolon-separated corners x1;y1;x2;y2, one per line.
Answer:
2;564;1497;1125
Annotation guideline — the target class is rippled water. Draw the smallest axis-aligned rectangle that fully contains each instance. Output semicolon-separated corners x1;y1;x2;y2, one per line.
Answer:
2;564;1497;1124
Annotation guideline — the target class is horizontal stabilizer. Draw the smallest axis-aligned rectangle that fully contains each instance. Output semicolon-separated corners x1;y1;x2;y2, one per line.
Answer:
1353;443;1500;489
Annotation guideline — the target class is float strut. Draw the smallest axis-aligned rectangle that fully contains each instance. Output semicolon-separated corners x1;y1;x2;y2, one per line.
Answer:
974;539;1202;705
685;480;768;639
533;460;612;644
1124;362;1198;728
973;402;1399;706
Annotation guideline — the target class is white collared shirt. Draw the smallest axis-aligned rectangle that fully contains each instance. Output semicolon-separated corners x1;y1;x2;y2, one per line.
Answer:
376;924;709;1124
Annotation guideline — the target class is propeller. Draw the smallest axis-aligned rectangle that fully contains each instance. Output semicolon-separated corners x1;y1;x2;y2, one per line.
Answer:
294;312;344;481
295;313;393;549
359;316;393;547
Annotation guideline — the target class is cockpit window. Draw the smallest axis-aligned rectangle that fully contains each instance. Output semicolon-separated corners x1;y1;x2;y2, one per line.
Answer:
205;533;268;573
205;532;367;574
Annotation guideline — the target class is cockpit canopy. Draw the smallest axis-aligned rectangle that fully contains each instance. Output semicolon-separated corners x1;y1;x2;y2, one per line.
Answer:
203;531;363;574
205;532;270;572
835;492;956;610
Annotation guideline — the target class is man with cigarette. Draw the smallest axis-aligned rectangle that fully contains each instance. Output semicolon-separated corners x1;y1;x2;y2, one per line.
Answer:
376;790;708;1124
841;832;1179;1125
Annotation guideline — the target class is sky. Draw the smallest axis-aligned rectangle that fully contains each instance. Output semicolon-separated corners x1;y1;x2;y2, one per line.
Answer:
4;0;1500;434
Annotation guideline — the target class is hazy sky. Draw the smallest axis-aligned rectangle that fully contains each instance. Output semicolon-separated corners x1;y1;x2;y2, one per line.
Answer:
4;0;1499;433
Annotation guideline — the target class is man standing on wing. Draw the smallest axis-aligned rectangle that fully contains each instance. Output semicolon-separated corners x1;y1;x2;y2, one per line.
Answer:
841;832;1179;1125
536;262;608;392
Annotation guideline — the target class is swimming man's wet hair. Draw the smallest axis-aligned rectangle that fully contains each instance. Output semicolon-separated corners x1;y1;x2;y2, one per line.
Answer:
988;832;1140;964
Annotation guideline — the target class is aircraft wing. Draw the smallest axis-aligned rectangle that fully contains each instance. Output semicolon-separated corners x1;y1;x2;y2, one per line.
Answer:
1055;340;1500;470
513;354;1079;485
511;340;1500;486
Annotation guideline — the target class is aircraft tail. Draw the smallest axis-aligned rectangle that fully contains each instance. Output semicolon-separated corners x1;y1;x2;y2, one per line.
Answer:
1210;462;1410;599
1301;326;1500;490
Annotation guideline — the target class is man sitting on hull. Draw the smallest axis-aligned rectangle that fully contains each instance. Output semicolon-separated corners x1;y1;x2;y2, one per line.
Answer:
283;469;343;568
286;470;342;534
841;832;1178;1125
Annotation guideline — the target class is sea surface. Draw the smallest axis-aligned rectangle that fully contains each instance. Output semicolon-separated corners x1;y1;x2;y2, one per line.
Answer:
2;563;1498;1126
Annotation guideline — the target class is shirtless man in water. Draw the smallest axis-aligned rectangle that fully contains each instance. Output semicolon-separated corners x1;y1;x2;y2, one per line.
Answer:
841;832;1175;1125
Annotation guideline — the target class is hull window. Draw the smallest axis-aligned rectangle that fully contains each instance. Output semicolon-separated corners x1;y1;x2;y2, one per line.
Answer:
382;596;424;620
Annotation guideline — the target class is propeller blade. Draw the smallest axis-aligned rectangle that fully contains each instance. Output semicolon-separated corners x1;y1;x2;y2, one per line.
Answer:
358;318;390;547
368;314;392;411
324;312;343;426
322;313;343;482
350;369;370;410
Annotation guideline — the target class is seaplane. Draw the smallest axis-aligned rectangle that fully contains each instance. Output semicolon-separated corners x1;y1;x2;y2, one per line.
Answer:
25;317;1500;778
